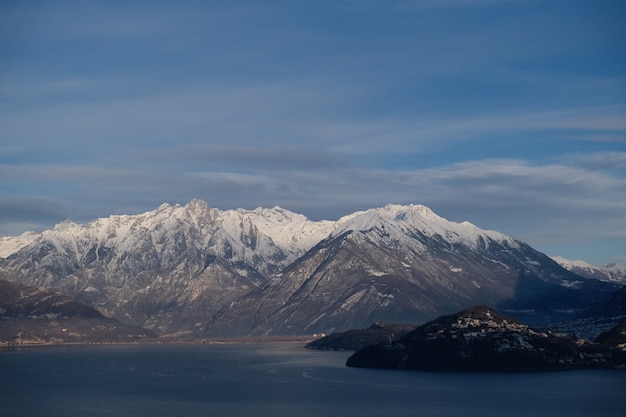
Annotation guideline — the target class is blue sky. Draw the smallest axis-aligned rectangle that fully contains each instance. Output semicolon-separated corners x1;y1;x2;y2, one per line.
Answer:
1;0;625;265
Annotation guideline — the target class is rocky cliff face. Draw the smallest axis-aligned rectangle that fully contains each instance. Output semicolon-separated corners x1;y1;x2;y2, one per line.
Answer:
346;306;626;371
0;201;619;337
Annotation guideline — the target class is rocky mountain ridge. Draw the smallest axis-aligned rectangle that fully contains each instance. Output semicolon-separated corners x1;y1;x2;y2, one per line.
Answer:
0;200;619;337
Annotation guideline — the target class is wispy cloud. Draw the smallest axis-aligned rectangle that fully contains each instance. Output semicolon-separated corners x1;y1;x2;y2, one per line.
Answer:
3;154;624;241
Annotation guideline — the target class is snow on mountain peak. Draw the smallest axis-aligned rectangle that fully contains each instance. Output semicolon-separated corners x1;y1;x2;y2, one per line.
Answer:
187;198;209;209
551;256;593;270
235;205;334;253
332;203;516;249
551;256;626;284
0;200;518;260
384;203;438;220
157;202;172;211
52;219;80;232
0;231;39;258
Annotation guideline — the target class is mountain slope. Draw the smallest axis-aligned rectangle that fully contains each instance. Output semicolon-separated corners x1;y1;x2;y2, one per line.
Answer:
205;205;617;336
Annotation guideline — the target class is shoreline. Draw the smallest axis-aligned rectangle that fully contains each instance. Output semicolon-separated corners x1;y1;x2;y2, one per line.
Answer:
0;335;317;351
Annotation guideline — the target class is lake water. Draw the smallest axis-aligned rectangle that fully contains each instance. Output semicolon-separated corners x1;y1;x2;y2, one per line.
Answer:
1;343;625;417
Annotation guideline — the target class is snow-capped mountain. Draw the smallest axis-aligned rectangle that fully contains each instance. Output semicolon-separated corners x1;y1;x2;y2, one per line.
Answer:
0;200;619;337
0;199;333;273
551;256;626;285
331;204;515;248
0;200;334;335
208;205;615;336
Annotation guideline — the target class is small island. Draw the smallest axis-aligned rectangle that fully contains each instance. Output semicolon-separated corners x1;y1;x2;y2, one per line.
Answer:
346;306;626;372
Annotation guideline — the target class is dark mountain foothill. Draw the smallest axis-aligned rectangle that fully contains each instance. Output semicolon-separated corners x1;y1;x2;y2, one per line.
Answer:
594;317;626;367
346;306;626;372
546;285;626;341
0;279;156;345
305;322;417;351
577;285;626;320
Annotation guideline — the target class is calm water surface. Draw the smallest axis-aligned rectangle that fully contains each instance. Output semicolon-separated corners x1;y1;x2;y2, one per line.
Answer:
1;343;624;417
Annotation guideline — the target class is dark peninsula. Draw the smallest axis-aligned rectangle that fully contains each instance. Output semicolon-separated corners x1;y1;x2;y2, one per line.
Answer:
306;322;417;351
346;306;626;372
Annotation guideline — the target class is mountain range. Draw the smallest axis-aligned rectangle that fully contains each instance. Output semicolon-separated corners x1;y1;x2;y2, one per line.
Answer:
551;256;626;285
0;199;621;338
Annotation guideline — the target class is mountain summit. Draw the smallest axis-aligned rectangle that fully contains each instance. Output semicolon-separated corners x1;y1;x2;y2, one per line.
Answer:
0;200;618;337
